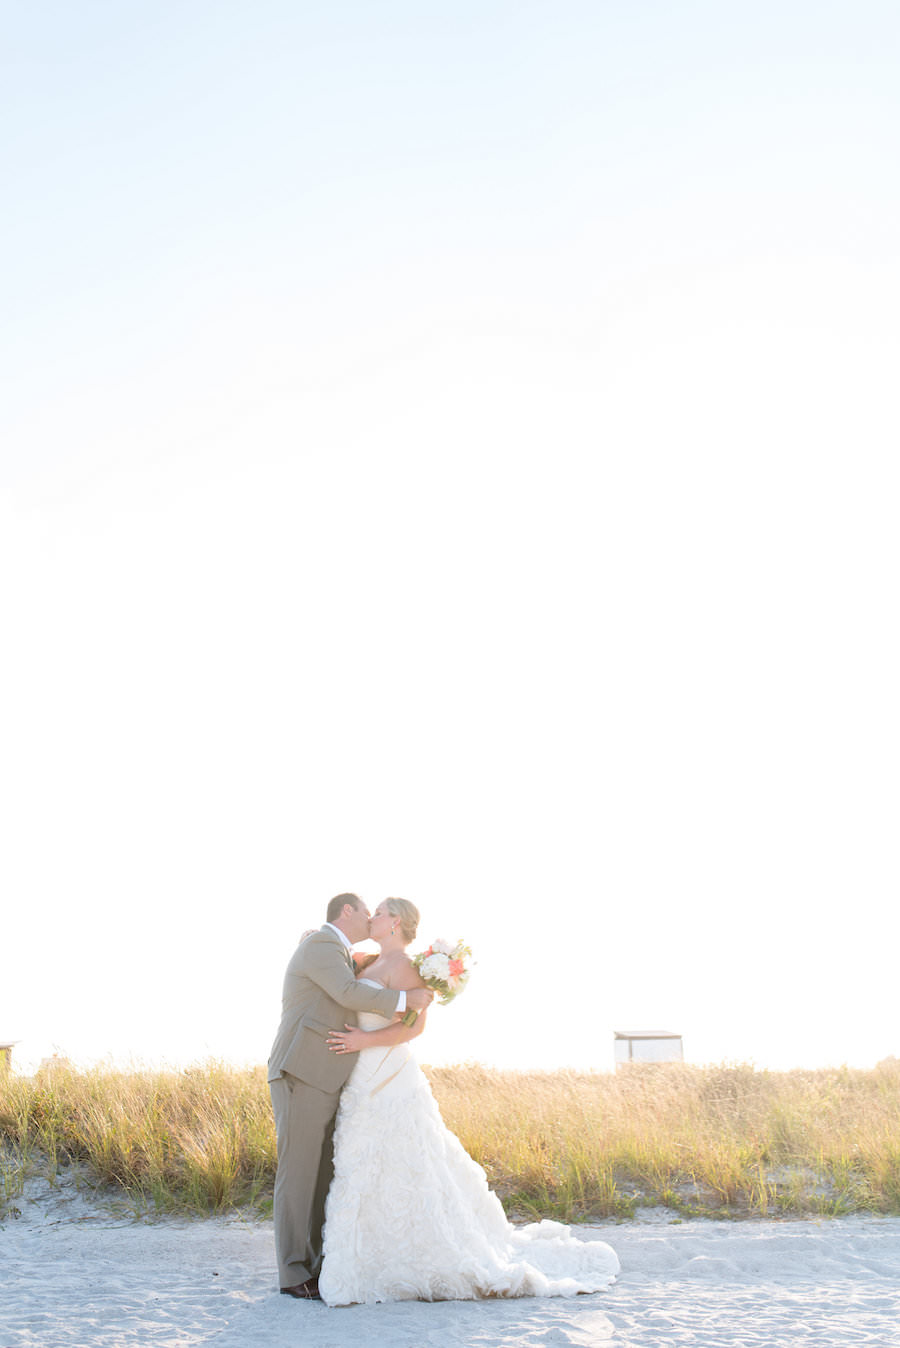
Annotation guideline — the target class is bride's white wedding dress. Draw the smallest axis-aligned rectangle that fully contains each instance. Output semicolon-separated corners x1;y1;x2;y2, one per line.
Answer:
318;982;619;1306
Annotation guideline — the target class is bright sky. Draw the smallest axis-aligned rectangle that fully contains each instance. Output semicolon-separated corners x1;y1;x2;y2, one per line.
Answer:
3;2;899;1077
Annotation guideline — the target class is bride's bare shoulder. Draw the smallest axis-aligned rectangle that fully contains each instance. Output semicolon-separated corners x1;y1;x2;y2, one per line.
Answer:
387;950;426;990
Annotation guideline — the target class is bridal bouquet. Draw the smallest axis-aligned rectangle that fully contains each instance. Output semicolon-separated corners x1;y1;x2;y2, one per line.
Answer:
402;938;473;1026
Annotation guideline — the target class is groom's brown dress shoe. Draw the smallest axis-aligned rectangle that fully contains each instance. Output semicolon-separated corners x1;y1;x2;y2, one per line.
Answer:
281;1278;321;1300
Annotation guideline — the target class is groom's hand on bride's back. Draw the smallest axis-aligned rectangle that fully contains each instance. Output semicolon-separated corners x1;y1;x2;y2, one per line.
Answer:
406;988;433;1014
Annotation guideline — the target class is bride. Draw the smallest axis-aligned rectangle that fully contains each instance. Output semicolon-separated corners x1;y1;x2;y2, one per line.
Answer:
317;898;619;1307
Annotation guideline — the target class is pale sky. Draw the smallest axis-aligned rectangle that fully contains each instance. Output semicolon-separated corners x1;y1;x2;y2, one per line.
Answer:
2;2;899;1076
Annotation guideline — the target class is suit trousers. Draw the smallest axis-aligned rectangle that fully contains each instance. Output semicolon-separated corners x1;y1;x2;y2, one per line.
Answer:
269;1072;341;1287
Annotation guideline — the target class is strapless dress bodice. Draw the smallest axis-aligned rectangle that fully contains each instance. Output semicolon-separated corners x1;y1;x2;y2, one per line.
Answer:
356;977;394;1032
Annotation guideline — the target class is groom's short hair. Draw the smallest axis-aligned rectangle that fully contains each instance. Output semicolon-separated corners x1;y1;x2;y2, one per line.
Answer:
326;892;363;923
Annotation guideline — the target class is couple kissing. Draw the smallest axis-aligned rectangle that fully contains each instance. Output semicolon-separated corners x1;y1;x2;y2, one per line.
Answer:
267;892;618;1306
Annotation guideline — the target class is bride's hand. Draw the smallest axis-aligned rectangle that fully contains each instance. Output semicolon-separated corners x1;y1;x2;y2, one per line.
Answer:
327;1024;367;1055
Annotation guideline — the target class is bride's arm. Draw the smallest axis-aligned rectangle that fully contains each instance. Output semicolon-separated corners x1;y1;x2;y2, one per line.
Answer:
329;952;430;1054
327;1008;428;1055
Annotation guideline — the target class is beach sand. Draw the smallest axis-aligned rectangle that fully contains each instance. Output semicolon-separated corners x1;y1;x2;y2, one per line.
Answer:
3;1171;900;1346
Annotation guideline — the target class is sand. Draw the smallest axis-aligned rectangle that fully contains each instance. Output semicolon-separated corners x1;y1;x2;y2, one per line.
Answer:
3;1171;900;1346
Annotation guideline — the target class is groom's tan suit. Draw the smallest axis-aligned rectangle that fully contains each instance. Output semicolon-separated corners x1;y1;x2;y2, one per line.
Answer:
268;926;401;1288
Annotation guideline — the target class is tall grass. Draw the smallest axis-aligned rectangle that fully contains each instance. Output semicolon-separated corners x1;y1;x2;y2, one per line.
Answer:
431;1060;900;1219
0;1061;274;1214
3;1059;900;1219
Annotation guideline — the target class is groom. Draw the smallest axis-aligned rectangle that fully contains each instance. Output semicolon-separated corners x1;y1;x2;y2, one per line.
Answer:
268;892;432;1300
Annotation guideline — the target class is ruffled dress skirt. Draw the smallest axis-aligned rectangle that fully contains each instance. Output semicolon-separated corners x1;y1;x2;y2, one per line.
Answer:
318;1009;619;1306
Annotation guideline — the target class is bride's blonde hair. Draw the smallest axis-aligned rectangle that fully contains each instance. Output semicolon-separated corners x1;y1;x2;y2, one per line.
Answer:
385;897;419;944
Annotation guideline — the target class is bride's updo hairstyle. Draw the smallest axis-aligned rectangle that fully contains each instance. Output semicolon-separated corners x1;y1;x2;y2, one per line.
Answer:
385;898;419;943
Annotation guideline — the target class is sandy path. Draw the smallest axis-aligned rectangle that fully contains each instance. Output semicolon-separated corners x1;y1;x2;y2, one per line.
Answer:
3;1176;900;1346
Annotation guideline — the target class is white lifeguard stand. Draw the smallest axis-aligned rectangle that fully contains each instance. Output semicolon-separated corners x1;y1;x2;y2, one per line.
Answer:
614;1030;683;1066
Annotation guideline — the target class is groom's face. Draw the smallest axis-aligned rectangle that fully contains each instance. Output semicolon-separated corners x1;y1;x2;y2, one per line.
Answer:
347;901;372;944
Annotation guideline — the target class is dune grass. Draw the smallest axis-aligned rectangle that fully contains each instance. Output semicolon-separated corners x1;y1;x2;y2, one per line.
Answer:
2;1059;900;1220
430;1060;900;1220
0;1062;275;1215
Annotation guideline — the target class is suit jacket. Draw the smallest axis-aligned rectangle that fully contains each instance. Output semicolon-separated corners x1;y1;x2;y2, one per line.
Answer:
267;926;400;1092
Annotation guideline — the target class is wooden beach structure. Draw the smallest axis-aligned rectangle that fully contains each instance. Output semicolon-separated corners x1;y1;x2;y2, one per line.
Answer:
0;1041;16;1073
614;1029;684;1066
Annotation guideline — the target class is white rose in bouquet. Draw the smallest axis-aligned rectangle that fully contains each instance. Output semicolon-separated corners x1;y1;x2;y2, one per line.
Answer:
420;952;451;981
